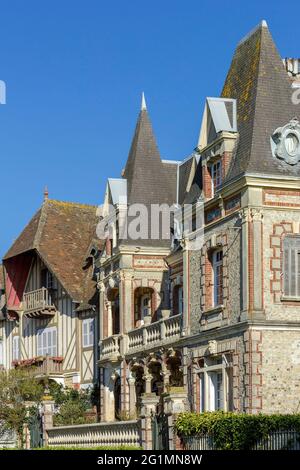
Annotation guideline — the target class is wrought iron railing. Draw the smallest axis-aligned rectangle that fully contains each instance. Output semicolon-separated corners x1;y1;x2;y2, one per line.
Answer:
181;429;300;450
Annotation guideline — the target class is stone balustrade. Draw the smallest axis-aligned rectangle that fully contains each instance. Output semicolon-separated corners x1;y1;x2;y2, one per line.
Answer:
47;421;141;448
99;315;182;360
127;314;182;354
100;335;121;360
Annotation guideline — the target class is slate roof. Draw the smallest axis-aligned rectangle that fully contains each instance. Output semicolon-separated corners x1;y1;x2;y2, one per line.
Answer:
3;199;101;305
123;108;175;206
221;21;300;182
178;156;196;205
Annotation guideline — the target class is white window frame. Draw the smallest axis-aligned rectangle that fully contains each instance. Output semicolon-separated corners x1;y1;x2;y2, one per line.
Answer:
198;355;231;412
37;327;57;357
212;249;223;307
82;318;94;348
211;160;222;196
12;335;20;361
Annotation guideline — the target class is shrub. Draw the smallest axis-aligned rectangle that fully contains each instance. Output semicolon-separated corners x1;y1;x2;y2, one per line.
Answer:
175;411;300;450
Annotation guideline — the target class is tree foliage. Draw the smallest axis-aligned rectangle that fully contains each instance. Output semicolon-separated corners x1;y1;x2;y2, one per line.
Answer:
0;368;43;446
49;382;94;426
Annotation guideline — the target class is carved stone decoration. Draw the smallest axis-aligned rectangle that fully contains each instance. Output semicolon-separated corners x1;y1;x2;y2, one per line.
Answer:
271;118;300;165
207;340;218;355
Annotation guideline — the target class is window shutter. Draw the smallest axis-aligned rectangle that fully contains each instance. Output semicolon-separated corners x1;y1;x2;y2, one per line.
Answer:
89;319;94;346
283;237;300;297
284;243;290;295
52;329;57;356
37;331;42;356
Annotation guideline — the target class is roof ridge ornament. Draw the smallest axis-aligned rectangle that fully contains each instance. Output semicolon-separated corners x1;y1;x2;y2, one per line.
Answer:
238;20;268;46
271;118;300;165
141;92;147;111
44;186;49;200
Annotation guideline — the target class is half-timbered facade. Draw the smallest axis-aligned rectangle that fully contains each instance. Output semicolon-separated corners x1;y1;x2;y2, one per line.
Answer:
1;198;101;389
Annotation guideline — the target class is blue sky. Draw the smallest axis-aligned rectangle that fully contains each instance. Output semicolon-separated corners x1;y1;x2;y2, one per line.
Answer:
0;0;299;258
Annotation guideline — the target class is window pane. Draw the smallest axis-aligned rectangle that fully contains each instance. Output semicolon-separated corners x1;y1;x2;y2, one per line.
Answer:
213;250;223;306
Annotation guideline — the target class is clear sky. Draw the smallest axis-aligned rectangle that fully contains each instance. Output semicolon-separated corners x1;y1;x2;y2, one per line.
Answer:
0;0;299;258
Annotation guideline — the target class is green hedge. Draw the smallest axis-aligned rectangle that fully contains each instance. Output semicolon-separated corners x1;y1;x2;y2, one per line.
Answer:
175;411;300;450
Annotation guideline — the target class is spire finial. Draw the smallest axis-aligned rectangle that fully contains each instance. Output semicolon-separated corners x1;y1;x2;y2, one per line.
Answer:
44;186;49;200
141;92;147;111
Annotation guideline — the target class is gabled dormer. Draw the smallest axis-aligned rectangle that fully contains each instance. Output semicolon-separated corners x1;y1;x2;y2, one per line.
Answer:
197;97;238;200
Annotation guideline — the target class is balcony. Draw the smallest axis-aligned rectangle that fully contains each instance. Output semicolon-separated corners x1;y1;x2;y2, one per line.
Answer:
99;335;121;363
98;314;183;362
127;313;182;354
13;355;63;376
23;287;56;318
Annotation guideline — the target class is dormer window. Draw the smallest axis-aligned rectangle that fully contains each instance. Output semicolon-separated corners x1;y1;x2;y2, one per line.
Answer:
211;161;222;196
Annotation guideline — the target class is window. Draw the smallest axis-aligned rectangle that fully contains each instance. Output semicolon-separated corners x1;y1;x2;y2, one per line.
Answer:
208;371;224;411
283;236;300;298
41;269;54;289
37;327;57;356
141;295;151;318
198;355;232;412
82;318;94;348
0;340;3;365
12;336;20;361
211;161;222;196
213;250;223;306
178;286;184;315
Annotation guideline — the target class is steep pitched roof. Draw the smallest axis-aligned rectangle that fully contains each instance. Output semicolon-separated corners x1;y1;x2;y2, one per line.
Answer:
3;199;101;305
221;21;300;181
123;103;175;206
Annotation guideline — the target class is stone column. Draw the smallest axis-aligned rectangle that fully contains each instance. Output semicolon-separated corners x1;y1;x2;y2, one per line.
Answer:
240;209;249;321
121;270;134;334
106;301;113;337
250;208;264;317
98;281;105;341
128;373;137;418
143;368;153;394
182;242;190;336
163;387;188;450
41;398;55;447
162;363;171;393
140;393;160;450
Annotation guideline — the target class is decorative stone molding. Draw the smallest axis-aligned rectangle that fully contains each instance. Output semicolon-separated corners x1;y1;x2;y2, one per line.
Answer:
271;118;300;165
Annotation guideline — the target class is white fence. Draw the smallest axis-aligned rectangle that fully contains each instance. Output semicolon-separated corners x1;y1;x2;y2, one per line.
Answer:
47;420;141;448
